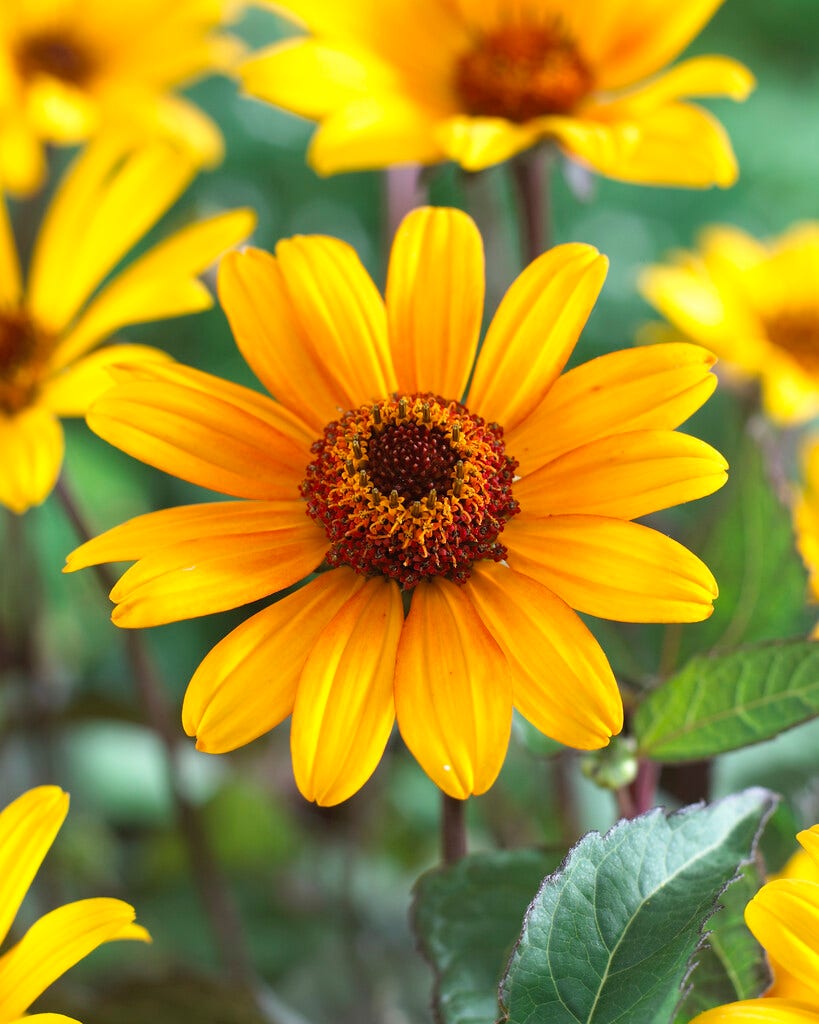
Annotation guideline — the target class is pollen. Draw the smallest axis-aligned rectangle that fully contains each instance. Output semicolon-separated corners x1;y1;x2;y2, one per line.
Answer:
455;23;593;123
301;393;519;589
0;311;55;415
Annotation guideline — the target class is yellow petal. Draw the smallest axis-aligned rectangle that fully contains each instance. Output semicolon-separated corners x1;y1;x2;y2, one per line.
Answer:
291;576;403;806
0;406;64;514
150;93;225;168
8;1015;83;1023
0;118;46;197
386;207;484;400
597;55;754;115
24;75;97;142
798;825;819;873
87;366;309;501
467;244;607;430
436;115;541;171
689;1002;819;1024
508;342;717;475
185;568;367;753
515;429;727;520
0;898;148;1020
0;193;21;309
274;234;396;405
395;578;512;799
466;563;622;749
505;513;718;623
745;879;819;1003
40;344;172;416
52;208;256;370
0;787;68;948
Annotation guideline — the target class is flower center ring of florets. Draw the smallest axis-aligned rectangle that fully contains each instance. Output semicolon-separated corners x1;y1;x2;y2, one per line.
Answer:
0;311;54;415
455;23;594;122
15;31;95;85
301;393;520;589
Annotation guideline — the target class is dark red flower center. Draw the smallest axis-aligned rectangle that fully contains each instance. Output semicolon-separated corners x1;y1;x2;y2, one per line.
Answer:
0;311;55;415
301;394;519;589
455;23;594;123
15;31;95;85
765;308;819;374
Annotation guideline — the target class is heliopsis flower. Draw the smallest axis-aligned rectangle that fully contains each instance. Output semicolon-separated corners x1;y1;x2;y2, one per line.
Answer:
0;0;243;196
641;224;819;425
690;825;819;1024
65;207;726;805
0;786;148;1023
792;438;819;636
0;135;254;514
240;0;753;185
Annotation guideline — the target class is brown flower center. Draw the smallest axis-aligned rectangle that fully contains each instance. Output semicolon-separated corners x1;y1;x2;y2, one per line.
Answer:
765;308;819;375
0;311;55;415
455;24;593;123
15;31;95;86
301;394;519;589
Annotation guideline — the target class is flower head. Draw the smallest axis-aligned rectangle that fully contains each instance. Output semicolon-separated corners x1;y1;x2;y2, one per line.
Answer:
66;207;726;805
241;0;753;185
0;786;148;1023
0;136;254;514
0;0;243;196
642;224;819;425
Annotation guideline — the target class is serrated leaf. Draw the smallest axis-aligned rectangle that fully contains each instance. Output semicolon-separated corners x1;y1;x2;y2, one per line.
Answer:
634;640;819;762
413;849;563;1024
674;864;770;1024
499;789;776;1024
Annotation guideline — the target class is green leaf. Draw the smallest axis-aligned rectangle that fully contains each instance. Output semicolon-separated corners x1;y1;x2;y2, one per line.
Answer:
674;864;770;1024
499;788;776;1024
634;640;819;762
413;849;564;1024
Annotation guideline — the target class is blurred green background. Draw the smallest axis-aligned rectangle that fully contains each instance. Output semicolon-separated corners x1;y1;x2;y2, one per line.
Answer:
3;1;819;1021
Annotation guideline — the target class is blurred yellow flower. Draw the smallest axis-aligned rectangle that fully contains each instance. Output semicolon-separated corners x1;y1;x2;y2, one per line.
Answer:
0;0;243;196
793;438;819;637
642;224;819;425
0;136;255;514
0;786;148;1024
241;0;752;185
66;207;726;805
691;825;819;1024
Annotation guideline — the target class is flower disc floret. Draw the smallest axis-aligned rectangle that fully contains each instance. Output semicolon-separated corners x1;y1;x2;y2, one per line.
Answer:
301;393;519;588
0;311;54;415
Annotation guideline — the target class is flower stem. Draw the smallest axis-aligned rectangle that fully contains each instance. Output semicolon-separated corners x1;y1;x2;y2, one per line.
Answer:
441;793;467;865
54;475;256;991
512;146;552;264
384;164;424;244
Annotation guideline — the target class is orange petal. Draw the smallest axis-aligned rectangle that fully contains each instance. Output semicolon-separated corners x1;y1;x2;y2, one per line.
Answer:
467;563;622;749
507;343;718;475
745;879;819;1003
291;576;403;806
394;578;512;799
386;207;484;400
0;407;64;514
467;244;607;431
505;513;718;623
688;1001;819;1024
185;568;366;753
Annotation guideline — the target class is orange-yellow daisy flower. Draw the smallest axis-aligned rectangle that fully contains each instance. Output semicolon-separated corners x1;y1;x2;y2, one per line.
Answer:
792;438;819;637
240;0;753;185
65;207;726;806
691;825;819;1024
0;0;243;196
0;135;254;514
641;224;819;426
0;785;149;1024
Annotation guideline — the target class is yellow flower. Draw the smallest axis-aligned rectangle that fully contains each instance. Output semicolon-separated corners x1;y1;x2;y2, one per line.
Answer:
691;826;819;1024
641;224;819;425
0;135;255;514
0;786;149;1024
65;207;726;805
794;439;819;629
0;0;243;196
240;0;753;185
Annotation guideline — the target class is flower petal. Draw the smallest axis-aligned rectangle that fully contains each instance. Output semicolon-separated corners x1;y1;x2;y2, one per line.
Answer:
87;365;309;501
507;343;718;476
689;1002;819;1024
0;787;68;948
467;244;607;430
40;344;172;417
467;564;622;749
597;55;754;114
745;879;819;1003
184;568;367;753
386;207;484;400
0;407;64;514
395;578;512;799
291;576;403;806
515;429;727;520
436;115;541;171
505;513;718;623
0;898;148;1020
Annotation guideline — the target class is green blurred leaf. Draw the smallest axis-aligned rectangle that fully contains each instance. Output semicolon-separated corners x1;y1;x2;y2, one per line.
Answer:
413;849;563;1024
674;864;770;1024
635;640;819;762
499;789;776;1024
